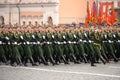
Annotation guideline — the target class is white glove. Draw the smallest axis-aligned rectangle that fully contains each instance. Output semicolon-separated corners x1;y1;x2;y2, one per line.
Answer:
23;42;26;45
0;41;2;44
108;40;111;43
79;39;82;42
47;42;50;44
20;36;23;40
43;36;45;39
74;35;76;38
63;35;66;39
26;41;30;44
68;41;71;44
89;40;92;43
37;41;40;44
14;42;17;44
8;42;10;45
58;42;60;44
32;35;35;39
73;41;76;44
113;35;116;38
104;35;107;39
33;42;36;44
63;41;66;44
5;36;9;40
84;33;87;37
52;35;54;38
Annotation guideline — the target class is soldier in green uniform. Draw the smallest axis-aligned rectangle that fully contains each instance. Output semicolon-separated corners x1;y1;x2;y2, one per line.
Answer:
10;32;22;66
106;30;118;62
52;31;69;64
76;31;88;63
0;31;7;64
23;31;36;66
71;32;81;63
62;31;79;64
92;30;106;64
3;31;13;65
83;30;96;66
115;30;120;59
42;31;55;65
101;31;110;62
111;30;120;59
31;31;48;65
17;31;25;64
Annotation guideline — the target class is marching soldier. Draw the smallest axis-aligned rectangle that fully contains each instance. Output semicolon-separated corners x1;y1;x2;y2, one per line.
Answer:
10;32;22;66
53;31;69;64
3;31;13;65
63;31;79;64
42;31;56;65
32;31;48;65
23;31;36;66
77;31;88;63
0;31;7;64
83;30;96;66
92;30;106;64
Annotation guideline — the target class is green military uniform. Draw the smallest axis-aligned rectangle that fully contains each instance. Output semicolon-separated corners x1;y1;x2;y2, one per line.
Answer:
42;32;55;65
23;32;35;66
106;31;118;62
3;32;12;64
77;31;88;63
33;32;48;65
83;31;96;66
53;32;68;64
0;32;7;64
92;31;106;64
62;32;79;63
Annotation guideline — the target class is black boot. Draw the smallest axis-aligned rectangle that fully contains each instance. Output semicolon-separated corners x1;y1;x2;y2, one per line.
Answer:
61;56;69;64
41;57;49;65
30;57;37;66
50;57;56;65
91;63;96;66
83;55;88;63
71;55;80;64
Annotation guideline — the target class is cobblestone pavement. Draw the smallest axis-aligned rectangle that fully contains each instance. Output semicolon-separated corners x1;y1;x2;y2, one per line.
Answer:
0;62;120;80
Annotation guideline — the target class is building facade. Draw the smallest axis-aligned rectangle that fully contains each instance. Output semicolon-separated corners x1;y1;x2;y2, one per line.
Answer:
0;0;59;25
0;0;119;25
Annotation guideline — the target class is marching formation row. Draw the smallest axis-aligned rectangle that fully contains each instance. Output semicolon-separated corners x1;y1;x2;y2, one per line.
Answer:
0;27;120;66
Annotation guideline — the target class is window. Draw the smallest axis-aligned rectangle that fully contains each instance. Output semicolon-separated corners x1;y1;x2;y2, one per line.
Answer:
27;15;32;22
7;0;14;3
34;16;38;21
34;16;38;19
21;16;26;21
27;15;32;19
40;15;43;19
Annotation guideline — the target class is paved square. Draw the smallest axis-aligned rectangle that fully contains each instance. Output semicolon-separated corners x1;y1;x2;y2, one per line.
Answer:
0;62;120;80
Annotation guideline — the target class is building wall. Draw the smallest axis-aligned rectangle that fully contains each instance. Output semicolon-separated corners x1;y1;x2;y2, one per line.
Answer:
20;6;59;25
2;0;119;25
59;0;93;24
20;12;43;25
0;0;59;25
0;0;94;25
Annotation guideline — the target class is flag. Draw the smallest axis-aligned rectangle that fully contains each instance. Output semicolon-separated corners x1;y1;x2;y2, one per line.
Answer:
85;1;91;26
111;1;117;25
104;2;111;25
98;2;103;25
91;1;97;25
